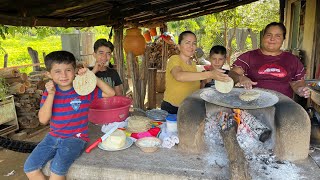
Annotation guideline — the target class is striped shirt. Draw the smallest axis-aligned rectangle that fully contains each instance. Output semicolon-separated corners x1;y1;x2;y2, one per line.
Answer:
40;85;102;142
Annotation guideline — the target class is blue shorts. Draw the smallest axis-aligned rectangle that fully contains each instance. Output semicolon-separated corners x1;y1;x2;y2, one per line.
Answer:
24;134;87;176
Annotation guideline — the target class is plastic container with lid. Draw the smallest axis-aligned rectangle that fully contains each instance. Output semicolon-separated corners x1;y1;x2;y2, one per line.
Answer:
166;114;177;133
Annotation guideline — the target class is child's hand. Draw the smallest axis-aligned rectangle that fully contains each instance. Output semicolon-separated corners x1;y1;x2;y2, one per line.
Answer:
77;68;88;76
45;80;56;94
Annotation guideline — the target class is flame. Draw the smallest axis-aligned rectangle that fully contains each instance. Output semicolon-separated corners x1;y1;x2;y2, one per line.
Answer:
233;108;241;126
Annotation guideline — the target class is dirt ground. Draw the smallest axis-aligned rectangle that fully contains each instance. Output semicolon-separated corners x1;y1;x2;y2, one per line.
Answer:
0;129;48;180
0;91;164;180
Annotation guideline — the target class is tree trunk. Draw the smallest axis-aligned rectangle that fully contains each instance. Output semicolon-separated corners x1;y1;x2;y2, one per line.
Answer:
3;53;8;68
27;47;40;72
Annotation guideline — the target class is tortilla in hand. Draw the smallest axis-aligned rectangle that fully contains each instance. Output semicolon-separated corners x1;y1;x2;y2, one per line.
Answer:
215;77;234;93
73;70;97;95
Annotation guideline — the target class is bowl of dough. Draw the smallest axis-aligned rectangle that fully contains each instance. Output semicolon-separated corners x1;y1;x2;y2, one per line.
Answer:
135;137;162;153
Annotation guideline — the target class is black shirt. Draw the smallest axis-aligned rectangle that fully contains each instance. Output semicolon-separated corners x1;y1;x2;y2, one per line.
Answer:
92;68;122;88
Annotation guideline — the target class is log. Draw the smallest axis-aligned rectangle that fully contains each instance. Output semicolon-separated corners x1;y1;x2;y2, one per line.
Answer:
25;87;35;94
8;82;25;94
36;80;45;90
18;116;39;129
4;73;28;84
21;73;28;81
24;81;31;88
220;120;251;180
27;47;41;72
35;89;43;95
0;68;20;78
0;63;43;70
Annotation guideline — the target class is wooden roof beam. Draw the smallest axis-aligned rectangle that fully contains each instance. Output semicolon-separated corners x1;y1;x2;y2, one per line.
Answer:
133;0;257;25
126;0;223;22
0;14;116;27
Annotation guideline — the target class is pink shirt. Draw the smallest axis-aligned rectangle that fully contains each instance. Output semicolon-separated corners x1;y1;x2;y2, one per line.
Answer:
233;49;305;98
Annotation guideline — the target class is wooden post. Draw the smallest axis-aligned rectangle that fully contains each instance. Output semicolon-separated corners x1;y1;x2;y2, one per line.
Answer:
27;47;40;71
160;23;168;71
139;46;151;109
113;25;129;95
148;68;157;109
4;53;8;68
127;52;143;109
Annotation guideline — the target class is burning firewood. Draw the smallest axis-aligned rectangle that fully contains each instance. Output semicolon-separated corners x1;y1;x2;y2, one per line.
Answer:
218;111;251;180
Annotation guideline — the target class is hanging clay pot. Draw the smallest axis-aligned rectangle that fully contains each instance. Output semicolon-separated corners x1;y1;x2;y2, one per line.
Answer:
123;28;146;56
149;27;157;37
143;30;151;42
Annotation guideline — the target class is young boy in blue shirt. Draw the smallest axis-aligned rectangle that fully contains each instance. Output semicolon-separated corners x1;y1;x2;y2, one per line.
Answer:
24;51;115;180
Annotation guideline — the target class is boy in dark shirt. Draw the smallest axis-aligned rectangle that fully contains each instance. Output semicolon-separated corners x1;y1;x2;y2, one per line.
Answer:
201;45;229;88
92;39;123;96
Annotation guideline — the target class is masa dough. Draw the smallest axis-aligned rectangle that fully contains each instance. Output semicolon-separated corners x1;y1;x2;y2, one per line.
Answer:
215;77;234;93
101;129;126;149
239;90;260;101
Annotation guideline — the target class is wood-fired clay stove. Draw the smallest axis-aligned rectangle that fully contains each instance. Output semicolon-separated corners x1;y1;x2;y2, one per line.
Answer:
178;88;310;161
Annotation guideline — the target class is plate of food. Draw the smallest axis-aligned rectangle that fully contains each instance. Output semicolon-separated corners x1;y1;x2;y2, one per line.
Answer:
98;137;133;151
98;129;133;151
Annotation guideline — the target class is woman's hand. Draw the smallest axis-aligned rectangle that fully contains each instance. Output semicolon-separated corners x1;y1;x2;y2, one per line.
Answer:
238;75;257;89
297;86;310;98
45;80;56;95
208;69;230;82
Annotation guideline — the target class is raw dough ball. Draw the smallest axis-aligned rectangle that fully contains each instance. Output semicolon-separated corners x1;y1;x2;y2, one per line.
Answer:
239;90;260;101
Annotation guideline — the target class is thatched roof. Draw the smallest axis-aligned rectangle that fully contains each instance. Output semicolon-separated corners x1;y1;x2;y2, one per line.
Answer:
0;0;258;27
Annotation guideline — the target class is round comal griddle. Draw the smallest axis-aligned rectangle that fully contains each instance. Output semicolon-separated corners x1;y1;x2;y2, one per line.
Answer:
200;87;279;109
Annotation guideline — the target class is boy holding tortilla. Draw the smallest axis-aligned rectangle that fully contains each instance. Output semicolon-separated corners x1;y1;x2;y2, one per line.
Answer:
201;45;230;88
24;51;115;180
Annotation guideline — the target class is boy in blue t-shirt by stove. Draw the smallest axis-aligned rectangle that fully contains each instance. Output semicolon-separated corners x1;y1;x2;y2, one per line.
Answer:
24;50;115;180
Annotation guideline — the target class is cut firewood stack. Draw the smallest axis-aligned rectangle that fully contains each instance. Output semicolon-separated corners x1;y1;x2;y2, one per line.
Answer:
148;38;179;69
0;68;47;129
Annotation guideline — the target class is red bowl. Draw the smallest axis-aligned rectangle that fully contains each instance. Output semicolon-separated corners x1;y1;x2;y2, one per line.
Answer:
88;96;132;125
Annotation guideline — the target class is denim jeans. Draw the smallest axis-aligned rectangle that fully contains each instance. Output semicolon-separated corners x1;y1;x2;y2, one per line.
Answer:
24;134;87;176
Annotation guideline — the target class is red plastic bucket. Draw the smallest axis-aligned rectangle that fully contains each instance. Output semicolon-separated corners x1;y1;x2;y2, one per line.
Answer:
88;96;132;125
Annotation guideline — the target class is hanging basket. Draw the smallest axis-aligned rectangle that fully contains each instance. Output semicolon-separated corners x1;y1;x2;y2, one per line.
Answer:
123;28;146;56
